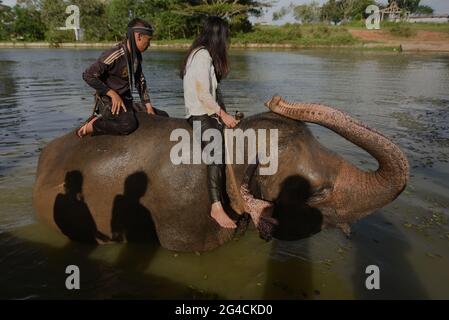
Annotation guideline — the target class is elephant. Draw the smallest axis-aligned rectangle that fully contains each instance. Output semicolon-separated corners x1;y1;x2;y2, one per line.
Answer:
33;95;409;252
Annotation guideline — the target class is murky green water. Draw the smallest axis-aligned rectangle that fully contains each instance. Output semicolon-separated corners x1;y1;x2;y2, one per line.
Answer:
0;48;448;299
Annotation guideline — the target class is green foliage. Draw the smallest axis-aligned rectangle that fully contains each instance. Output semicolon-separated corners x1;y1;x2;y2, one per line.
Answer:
321;0;341;24
12;5;46;40
177;0;269;34
389;0;421;13
4;0;415;45
292;1;321;23
105;0;134;41
272;6;289;21
179;0;268;19
134;0;189;40
0;1;14;40
414;5;434;15
387;23;416;37
0;0;270;42
234;23;356;46
39;0;74;43
321;0;375;24
72;0;109;42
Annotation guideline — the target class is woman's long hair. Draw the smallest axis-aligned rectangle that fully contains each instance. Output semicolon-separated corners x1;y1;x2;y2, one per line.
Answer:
180;16;230;82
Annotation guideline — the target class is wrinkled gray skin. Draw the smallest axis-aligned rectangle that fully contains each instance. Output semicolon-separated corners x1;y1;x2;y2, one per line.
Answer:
34;101;409;252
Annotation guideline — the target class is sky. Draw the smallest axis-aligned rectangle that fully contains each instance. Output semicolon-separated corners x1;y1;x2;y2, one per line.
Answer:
2;0;449;24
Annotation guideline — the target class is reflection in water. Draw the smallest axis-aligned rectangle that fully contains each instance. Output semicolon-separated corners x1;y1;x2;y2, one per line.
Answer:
0;232;221;299
0;49;448;298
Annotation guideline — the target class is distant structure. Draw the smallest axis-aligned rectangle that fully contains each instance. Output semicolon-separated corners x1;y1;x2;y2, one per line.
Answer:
379;1;449;24
380;1;410;22
408;15;449;24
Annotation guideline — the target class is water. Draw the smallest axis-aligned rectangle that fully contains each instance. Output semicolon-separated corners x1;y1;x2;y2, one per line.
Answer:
0;48;448;299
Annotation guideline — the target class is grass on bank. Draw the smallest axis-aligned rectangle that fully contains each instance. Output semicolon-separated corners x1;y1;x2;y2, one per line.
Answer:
344;20;449;34
232;24;357;46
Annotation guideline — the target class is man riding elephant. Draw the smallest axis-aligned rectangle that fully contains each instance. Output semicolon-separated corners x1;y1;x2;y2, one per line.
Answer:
77;18;168;138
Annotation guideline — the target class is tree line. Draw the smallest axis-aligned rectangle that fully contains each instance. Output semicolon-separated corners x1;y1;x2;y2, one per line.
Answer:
0;0;270;42
273;0;434;24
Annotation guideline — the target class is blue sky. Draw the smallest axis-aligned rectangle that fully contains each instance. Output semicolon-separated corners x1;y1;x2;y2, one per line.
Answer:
2;0;449;24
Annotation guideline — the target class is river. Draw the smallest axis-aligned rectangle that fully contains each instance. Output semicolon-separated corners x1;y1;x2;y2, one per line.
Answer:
0;48;448;299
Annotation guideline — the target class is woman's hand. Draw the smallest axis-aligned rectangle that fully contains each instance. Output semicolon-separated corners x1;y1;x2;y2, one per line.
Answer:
146;102;155;115
107;90;127;115
220;110;238;128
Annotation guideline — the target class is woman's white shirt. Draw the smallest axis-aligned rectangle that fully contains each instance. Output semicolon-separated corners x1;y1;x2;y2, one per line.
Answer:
183;48;221;118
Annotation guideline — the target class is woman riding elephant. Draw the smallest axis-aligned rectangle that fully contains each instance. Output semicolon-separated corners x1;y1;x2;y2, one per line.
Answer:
180;17;239;229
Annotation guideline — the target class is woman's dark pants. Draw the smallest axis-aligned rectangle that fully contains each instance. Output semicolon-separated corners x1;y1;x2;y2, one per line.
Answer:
188;114;225;204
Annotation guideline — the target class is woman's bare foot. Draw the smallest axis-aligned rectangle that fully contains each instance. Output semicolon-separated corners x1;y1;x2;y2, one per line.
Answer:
76;116;97;138
210;202;237;229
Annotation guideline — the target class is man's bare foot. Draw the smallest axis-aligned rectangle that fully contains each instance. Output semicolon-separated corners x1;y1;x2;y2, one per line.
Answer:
211;202;237;229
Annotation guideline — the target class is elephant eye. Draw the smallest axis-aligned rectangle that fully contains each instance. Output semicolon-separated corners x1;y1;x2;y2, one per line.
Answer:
308;185;332;204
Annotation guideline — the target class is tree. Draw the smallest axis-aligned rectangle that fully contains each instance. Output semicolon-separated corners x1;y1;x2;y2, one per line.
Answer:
272;5;289;21
320;0;375;24
0;1;14;40
134;0;189;40
105;0;135;41
414;5;433;15
388;0;421;13
178;0;269;19
39;0;75;42
321;0;342;24
292;1;321;23
351;0;375;20
12;5;46;40
72;0;108;41
176;0;271;34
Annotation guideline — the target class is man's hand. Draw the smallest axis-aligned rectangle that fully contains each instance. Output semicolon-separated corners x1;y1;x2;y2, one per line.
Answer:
146;102;155;115
107;90;127;115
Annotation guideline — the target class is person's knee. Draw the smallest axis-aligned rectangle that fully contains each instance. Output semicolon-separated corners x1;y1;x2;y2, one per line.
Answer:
155;108;169;117
118;115;138;135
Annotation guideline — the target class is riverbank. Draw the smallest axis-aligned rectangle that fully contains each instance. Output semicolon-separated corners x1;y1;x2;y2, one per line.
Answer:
348;29;449;52
0;41;438;52
0;41;397;50
1;23;448;52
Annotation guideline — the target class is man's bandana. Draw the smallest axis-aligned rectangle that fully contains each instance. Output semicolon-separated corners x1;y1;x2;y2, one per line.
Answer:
125;26;154;93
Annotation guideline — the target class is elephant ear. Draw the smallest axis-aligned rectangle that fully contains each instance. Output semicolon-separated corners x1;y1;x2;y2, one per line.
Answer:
240;161;278;241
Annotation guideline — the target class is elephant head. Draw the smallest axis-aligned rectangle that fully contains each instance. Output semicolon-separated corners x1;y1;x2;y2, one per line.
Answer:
240;96;409;237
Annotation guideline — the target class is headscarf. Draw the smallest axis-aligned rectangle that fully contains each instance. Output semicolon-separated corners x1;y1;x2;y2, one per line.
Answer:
125;25;154;93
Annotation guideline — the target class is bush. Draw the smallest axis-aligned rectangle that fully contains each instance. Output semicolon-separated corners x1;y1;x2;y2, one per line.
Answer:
388;23;416;38
233;23;357;46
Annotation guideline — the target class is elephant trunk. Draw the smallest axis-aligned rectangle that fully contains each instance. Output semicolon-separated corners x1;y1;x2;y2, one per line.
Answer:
266;96;409;224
